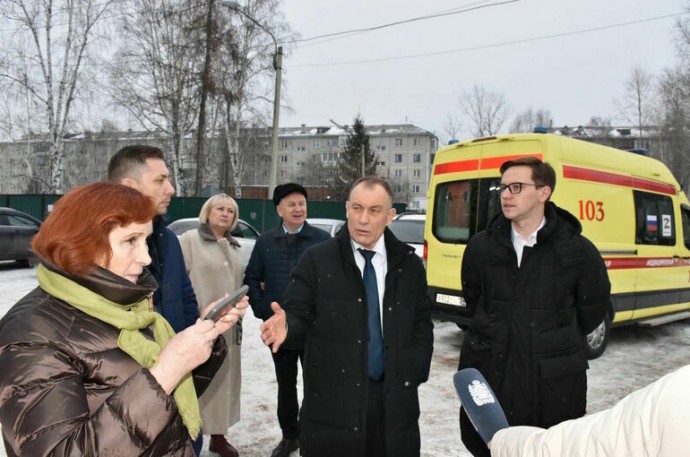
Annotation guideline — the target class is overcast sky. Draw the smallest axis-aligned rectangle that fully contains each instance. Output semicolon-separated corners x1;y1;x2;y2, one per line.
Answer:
277;0;687;142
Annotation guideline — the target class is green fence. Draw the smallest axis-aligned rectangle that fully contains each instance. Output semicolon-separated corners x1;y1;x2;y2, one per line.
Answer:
1;194;406;233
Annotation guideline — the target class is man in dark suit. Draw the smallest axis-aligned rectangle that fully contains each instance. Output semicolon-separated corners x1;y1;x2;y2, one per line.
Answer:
260;176;434;457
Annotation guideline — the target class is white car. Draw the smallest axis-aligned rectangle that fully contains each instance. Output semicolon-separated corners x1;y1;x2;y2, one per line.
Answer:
307;218;345;237
388;213;425;261
167;217;260;263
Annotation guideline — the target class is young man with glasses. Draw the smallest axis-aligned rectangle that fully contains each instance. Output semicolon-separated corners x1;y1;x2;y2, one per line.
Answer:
458;156;612;457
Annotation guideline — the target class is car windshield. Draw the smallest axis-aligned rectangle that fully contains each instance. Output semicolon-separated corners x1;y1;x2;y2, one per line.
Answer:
389;220;424;244
236;221;259;239
310;223;331;233
168;220;199;236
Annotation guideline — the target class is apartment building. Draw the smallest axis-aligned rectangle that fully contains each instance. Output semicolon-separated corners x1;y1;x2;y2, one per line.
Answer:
0;124;438;207
268;123;438;209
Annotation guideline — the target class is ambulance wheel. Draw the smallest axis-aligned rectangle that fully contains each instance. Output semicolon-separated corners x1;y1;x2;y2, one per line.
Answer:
584;315;610;360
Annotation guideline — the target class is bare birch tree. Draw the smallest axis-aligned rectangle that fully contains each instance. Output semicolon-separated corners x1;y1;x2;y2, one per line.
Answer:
459;85;510;137
614;66;658;134
657;67;690;188
108;0;207;196
442;114;462;143
509;107;553;133
0;0;112;193
211;0;294;197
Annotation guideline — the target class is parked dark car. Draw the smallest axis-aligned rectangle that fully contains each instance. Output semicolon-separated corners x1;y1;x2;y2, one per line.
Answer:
0;207;41;267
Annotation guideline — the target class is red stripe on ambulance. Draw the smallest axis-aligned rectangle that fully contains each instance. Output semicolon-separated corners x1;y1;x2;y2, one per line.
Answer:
433;154;542;175
563;165;676;196
604;257;690;269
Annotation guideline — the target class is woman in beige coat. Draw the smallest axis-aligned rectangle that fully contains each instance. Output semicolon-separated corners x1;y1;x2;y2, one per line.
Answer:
180;193;248;457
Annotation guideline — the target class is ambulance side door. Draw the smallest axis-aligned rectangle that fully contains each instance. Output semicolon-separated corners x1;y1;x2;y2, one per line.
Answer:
632;191;683;320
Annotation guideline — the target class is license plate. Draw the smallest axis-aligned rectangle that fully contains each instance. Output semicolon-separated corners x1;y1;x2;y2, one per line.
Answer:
436;293;465;307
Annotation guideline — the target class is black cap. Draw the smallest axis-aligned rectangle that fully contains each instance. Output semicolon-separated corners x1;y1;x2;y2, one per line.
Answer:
273;183;308;207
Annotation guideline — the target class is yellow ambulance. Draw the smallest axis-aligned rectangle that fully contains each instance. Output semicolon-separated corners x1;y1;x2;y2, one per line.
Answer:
425;132;690;358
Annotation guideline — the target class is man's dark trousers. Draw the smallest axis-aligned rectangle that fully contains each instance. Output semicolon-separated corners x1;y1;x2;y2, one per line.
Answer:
271;347;304;439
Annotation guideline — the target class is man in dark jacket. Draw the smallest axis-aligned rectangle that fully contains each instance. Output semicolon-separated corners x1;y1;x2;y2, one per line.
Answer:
108;145;207;456
243;183;330;457
259;177;434;457
108;145;199;332
458;157;612;457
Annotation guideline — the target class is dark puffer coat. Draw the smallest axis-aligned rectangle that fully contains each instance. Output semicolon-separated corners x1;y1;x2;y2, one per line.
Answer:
0;266;227;457
459;202;611;456
283;226;434;457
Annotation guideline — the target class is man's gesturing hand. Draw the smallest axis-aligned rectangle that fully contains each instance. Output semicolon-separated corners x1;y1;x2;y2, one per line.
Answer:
260;302;287;353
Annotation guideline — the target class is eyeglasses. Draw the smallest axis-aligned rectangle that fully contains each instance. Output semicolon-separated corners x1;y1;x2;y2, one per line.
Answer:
499;182;543;194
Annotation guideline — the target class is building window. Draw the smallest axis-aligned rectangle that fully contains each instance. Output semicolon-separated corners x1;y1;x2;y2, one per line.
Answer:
296;146;306;152
394;169;403;178
321;152;339;163
280;155;288;163
394;154;403;163
313;139;321;148
395;138;403;148
413;138;419;146
376;160;386;166
412;184;421;193
413;153;421;163
376;145;386;152
339;136;347;146
280;140;288;149
413;169;421;178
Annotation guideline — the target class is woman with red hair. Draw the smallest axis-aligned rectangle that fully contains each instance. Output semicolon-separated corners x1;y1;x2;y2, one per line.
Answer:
0;182;247;457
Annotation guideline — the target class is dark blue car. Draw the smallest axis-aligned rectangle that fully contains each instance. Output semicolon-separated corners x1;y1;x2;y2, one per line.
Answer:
0;207;41;267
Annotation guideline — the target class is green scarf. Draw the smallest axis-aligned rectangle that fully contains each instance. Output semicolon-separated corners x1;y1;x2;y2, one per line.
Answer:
36;264;201;438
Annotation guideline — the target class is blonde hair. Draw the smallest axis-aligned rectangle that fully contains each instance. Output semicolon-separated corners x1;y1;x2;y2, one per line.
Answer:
199;193;239;230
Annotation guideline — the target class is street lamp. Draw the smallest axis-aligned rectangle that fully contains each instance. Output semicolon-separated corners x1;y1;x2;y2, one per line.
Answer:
222;0;282;199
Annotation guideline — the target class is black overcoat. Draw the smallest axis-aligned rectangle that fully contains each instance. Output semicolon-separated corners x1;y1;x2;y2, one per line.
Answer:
458;202;612;456
283;226;434;457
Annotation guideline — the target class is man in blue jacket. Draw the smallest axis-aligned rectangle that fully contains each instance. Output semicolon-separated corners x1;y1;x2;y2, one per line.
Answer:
108;145;208;456
244;183;330;457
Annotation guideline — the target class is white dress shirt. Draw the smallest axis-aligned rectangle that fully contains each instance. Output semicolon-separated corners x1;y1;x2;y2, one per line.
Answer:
511;217;546;267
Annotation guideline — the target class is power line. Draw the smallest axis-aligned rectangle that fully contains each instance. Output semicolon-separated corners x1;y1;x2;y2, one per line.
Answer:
291;12;688;68
285;0;520;46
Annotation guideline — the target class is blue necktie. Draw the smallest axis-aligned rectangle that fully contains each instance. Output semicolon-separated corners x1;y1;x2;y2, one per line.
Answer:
359;248;384;380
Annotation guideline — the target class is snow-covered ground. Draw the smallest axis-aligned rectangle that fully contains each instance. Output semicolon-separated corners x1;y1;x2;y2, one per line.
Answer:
1;261;689;456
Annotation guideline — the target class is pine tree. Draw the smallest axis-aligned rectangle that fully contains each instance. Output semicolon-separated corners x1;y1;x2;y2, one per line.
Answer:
334;115;377;199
